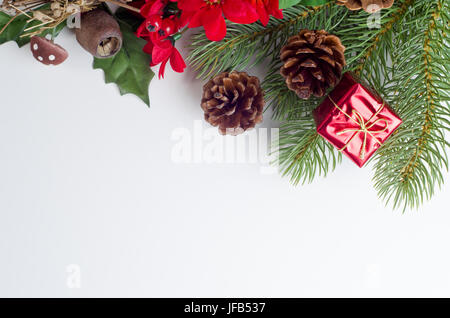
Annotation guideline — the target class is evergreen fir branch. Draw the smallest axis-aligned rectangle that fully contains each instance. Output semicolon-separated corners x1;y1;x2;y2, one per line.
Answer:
278;109;342;185
265;5;401;122
267;0;449;209
372;0;450;210
265;4;401;185
353;0;414;76
187;3;332;80
188;0;450;210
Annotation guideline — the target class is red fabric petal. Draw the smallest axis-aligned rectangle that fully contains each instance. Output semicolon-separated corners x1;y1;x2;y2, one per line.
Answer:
178;0;204;10
255;2;269;26
136;22;150;38
150;0;165;15
140;2;154;17
268;0;283;19
158;58;169;79
143;41;154;56
170;48;187;73
223;0;258;24
188;10;204;28
178;10;192;28
201;6;227;41
151;41;173;64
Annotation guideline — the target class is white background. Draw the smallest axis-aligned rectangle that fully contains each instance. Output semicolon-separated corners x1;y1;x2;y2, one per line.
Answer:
0;28;449;298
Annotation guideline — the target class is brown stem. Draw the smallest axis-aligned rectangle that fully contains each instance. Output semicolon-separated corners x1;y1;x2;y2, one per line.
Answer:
100;0;141;14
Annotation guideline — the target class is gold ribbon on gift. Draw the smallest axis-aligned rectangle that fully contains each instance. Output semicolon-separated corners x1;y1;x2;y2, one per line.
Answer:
328;97;389;159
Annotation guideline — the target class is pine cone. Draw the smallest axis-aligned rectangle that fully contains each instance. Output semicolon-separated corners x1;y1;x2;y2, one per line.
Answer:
280;29;346;99
336;0;394;13
201;71;264;136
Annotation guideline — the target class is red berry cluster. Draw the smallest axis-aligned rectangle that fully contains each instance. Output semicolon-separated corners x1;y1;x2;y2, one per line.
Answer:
136;0;283;78
136;0;187;79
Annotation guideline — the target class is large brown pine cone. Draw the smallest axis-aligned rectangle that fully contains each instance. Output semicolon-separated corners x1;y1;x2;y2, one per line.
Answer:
280;29;346;99
336;0;394;13
201;71;264;136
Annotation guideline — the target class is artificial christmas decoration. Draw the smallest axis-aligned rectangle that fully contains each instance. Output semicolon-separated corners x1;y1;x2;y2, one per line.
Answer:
136;0;186;79
313;73;402;167
178;0;259;41
75;9;122;58
280;29;346;99
0;0;286;99
201;71;264;136
30;36;68;65
0;0;448;210
245;0;284;26
0;0;100;39
336;0;394;13
189;0;449;210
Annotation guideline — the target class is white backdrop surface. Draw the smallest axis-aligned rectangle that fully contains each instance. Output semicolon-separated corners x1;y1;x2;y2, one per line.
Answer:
0;29;449;297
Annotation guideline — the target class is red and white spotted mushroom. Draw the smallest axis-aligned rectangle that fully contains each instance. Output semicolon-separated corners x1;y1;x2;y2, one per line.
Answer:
30;36;68;66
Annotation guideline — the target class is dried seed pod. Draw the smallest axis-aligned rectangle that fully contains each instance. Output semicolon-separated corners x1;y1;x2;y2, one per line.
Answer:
50;2;61;11
30;36;68;66
75;9;122;58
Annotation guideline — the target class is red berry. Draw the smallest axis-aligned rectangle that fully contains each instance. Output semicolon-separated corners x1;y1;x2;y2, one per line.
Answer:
146;15;163;32
159;19;176;38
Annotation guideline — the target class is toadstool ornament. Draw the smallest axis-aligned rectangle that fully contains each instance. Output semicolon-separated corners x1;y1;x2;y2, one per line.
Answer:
30;36;68;66
75;9;122;59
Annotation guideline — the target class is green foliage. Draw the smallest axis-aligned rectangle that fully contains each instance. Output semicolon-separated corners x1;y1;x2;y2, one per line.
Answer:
93;19;154;106
280;0;328;9
370;0;450;210
188;3;334;80
278;108;342;185
188;0;450;210
0;12;29;46
0;5;153;106
279;0;301;8
0;5;66;47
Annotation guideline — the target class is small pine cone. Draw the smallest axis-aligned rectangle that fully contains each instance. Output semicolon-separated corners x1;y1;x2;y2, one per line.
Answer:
336;0;394;13
280;29;346;99
201;71;264;136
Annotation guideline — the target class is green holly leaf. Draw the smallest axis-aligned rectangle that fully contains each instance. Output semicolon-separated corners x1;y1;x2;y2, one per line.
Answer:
0;5;66;47
279;0;329;9
0;12;29;46
93;19;154;106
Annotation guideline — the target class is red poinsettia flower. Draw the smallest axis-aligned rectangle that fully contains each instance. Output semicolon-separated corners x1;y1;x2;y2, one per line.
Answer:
140;0;166;17
178;0;259;41
249;0;283;26
143;33;186;79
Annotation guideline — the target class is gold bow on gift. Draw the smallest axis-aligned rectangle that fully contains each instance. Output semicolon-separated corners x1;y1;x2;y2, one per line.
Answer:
329;97;389;159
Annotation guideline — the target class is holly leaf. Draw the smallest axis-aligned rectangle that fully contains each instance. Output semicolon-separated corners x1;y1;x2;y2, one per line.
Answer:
0;12;29;46
279;0;328;9
0;5;66;47
93;19;154;106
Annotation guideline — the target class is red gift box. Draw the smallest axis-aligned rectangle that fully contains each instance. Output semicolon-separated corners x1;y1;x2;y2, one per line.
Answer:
313;73;402;167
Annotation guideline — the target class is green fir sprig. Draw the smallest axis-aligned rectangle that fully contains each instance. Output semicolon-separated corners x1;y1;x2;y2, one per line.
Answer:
188;0;450;210
188;3;333;80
